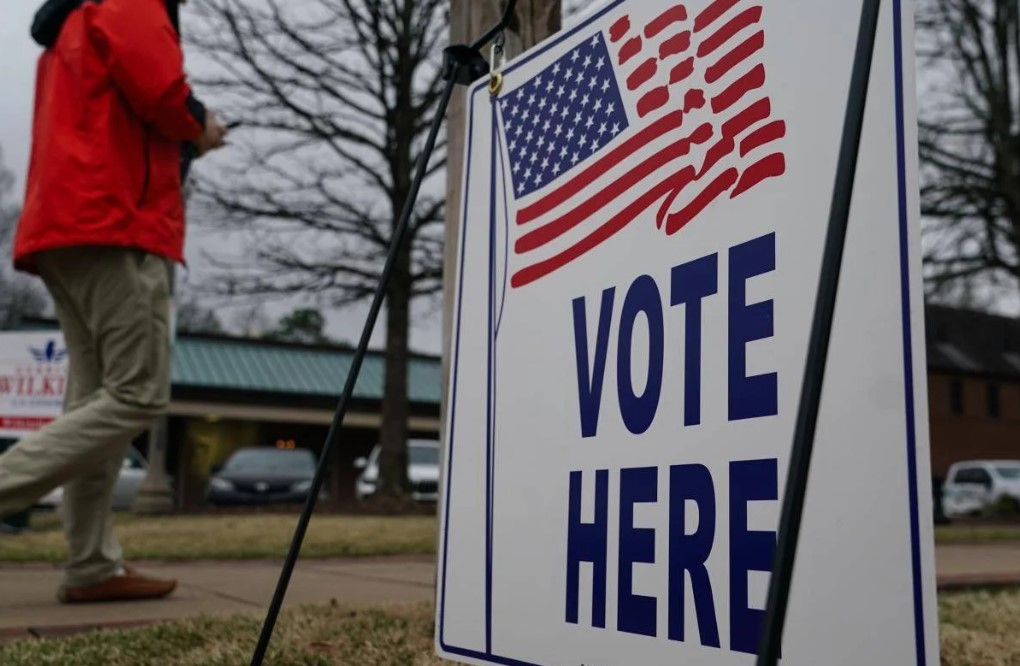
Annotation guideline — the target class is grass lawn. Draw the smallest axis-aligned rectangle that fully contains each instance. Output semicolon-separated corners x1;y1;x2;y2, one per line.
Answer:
1;591;1018;665
0;513;436;563
4;513;1019;564
934;524;1020;544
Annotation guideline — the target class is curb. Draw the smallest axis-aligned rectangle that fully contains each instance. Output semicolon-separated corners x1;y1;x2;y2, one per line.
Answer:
937;574;1020;591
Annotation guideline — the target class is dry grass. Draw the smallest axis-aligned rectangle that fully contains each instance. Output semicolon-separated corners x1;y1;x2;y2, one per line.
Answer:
940;589;1020;665
2;591;1019;665
0;602;448;666
0;513;436;563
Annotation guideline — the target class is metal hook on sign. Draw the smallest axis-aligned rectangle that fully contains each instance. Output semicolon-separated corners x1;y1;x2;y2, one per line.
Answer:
489;32;507;96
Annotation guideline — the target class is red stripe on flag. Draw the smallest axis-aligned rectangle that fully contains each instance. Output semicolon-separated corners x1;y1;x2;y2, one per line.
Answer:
694;0;741;32
732;152;786;197
664;167;739;234
722;97;770;137
512;177;681;288
711;64;765;112
697;6;762;57
698;98;771;177
638;87;671;117
628;58;659;90
516;112;684;225
659;31;692;58
705;31;764;83
610;15;631;42
740;120;786;156
670;57;695;84
619;36;642;64
656;165;698;228
646;5;689;38
698;136;735;178
516;124;709;254
684;88;706;112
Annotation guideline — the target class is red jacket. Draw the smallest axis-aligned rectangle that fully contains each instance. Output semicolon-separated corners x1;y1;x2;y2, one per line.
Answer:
15;0;205;273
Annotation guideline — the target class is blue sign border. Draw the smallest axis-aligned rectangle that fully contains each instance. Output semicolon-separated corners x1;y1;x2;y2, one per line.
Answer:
438;0;927;663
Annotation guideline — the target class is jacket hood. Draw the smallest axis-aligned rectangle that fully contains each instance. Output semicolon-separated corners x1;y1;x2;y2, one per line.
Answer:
31;0;84;48
32;0;180;48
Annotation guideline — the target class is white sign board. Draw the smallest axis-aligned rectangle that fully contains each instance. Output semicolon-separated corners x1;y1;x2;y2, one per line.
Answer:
438;0;939;664
0;332;68;438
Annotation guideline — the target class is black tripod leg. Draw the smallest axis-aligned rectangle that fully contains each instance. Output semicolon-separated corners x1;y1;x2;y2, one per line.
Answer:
248;71;460;666
755;0;883;664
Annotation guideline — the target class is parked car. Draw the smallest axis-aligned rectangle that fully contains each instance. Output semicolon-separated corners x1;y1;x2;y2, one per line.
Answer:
35;447;149;511
355;440;439;502
206;447;321;506
942;460;1020;519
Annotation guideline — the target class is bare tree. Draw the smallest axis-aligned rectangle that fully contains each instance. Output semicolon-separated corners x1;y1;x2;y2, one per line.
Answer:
0;148;47;330
187;0;447;496
176;292;226;335
918;0;1020;307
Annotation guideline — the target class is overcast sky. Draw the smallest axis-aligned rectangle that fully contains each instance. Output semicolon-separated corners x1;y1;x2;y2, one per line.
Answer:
0;2;446;353
0;4;41;197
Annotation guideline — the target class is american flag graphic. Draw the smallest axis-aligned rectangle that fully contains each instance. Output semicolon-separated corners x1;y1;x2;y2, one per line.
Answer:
498;0;788;289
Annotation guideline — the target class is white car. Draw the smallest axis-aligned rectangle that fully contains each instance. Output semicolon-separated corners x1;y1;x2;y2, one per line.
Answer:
942;460;1020;519
36;447;150;512
355;440;440;502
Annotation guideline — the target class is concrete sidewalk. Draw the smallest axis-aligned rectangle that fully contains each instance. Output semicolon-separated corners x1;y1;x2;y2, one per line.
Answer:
934;542;1020;590
2;544;1019;642
0;556;434;641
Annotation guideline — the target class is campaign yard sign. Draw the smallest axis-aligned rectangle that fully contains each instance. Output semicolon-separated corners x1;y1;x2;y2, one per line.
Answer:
0;332;68;438
437;0;939;665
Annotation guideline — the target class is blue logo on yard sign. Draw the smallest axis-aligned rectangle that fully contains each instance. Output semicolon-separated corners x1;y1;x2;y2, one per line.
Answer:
29;340;68;364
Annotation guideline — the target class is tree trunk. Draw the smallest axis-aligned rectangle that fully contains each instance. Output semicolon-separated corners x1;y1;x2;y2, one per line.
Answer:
376;1;422;499
378;239;413;496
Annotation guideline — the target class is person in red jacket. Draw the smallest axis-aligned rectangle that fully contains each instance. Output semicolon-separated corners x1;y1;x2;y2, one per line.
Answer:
0;0;227;603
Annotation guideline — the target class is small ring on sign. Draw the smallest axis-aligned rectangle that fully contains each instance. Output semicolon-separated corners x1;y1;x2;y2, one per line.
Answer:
489;72;504;96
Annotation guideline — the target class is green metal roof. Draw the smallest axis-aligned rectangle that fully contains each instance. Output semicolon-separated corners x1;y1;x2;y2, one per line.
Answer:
172;337;441;405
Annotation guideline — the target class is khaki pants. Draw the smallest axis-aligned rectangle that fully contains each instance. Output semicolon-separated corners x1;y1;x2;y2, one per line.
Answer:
0;247;170;587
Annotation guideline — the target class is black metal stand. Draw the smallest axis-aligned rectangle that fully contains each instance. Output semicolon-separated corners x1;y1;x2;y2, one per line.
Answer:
247;3;518;665
755;0;882;664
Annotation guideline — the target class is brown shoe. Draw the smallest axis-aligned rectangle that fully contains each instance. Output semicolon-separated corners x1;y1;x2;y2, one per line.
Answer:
58;567;177;604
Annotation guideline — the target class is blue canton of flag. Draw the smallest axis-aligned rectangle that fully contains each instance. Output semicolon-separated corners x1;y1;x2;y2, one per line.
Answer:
500;32;630;198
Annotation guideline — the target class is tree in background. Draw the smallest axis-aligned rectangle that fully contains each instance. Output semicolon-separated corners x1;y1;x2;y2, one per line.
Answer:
0;148;47;330
269;307;334;345
230;305;273;339
187;0;449;497
918;0;1020;309
175;292;226;335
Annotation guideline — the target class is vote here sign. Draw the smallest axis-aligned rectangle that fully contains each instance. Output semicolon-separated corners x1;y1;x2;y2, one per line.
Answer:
437;1;939;665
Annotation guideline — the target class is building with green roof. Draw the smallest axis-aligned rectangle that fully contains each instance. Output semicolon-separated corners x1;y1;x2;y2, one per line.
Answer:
6;322;441;509
167;334;441;508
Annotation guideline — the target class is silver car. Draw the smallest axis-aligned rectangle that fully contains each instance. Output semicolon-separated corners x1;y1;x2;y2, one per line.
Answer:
36;447;149;511
355;440;440;502
942;460;1020;519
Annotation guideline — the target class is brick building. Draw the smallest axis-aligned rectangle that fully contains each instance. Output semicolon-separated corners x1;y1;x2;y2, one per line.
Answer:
926;305;1020;480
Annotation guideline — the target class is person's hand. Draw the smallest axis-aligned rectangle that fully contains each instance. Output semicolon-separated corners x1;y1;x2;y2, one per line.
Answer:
195;110;228;157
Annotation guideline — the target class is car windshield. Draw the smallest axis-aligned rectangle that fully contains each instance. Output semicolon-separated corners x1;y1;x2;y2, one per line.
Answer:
409;445;439;465
225;449;316;473
995;466;1020;480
